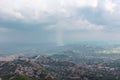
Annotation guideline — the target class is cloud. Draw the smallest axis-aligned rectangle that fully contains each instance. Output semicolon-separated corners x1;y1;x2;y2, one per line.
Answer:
0;27;9;32
0;0;120;33
0;0;98;21
0;0;119;26
75;0;120;30
0;0;120;44
47;18;104;31
104;0;116;13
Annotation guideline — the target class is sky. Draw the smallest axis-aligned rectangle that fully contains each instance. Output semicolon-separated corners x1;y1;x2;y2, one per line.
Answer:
0;0;120;46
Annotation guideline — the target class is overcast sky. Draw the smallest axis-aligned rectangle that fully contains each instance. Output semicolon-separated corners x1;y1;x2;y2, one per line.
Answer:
0;0;120;45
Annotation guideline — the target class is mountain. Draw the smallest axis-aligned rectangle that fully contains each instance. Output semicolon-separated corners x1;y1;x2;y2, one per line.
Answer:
0;56;56;80
0;44;120;80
